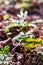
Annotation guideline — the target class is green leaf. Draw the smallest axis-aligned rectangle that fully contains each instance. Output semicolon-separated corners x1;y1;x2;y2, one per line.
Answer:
26;38;35;42
23;42;33;52
28;43;34;49
5;23;21;33
35;39;42;43
0;45;10;54
42;40;43;45
20;3;33;8
3;45;10;54
32;36;35;39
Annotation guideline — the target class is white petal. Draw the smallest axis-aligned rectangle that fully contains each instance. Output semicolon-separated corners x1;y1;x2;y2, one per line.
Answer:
17;15;22;18
24;11;28;17
20;11;23;16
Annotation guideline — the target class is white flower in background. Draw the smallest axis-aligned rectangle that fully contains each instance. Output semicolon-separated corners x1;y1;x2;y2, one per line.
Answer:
2;10;7;14
4;0;10;5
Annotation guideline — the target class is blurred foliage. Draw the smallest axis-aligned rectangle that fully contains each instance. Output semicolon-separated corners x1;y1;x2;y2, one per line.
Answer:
20;3;33;8
22;0;29;3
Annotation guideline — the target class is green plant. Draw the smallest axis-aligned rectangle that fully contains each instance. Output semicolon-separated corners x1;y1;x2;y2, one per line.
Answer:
0;45;13;65
0;45;10;54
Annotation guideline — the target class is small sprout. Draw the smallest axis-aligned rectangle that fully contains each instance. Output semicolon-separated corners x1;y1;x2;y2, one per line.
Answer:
4;14;10;20
5;28;9;33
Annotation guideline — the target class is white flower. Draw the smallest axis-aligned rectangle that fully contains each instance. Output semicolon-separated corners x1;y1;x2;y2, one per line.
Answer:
10;10;28;24
2;10;7;14
5;0;10;5
17;10;28;23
